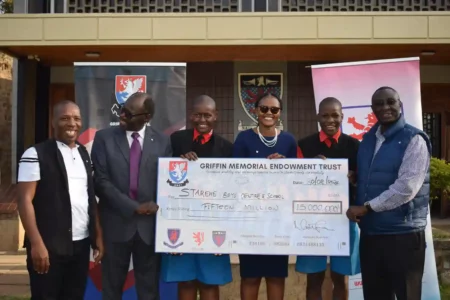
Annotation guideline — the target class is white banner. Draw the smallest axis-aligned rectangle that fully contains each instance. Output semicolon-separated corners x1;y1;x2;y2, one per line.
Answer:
311;57;440;300
155;158;350;256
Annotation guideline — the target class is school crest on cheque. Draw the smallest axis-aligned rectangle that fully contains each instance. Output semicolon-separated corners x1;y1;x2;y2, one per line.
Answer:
167;161;189;187
212;231;226;247
237;73;284;131
111;75;147;118
163;229;183;249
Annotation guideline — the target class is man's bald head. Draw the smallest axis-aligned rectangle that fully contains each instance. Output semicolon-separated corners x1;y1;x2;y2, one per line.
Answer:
126;92;155;117
371;86;399;102
52;100;82;148
119;92;153;131
371;86;402;126
193;95;216;110
53;100;79;120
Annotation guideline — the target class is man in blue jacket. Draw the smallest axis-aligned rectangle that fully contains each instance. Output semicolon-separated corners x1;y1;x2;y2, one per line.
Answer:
346;86;431;300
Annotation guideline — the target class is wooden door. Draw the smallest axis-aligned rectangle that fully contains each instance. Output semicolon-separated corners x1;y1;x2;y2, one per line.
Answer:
48;84;75;137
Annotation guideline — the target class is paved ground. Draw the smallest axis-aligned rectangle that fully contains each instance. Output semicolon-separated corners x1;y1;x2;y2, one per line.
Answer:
0;217;449;298
431;218;450;230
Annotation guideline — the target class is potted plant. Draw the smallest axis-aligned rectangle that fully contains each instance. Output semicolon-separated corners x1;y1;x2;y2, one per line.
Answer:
430;157;450;203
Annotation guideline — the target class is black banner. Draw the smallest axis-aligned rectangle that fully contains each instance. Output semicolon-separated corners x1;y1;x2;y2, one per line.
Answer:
75;63;186;298
74;63;186;141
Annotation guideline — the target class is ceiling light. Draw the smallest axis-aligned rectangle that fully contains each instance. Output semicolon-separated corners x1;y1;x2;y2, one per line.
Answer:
420;51;436;56
27;55;40;61
85;52;100;58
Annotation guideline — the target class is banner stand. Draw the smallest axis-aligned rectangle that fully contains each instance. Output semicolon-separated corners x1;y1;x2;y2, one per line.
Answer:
310;57;441;300
74;62;186;300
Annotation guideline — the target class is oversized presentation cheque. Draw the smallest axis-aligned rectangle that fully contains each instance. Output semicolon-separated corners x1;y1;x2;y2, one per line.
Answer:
155;158;350;256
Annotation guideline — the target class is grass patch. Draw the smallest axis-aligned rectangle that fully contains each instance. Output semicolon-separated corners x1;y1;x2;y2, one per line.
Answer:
433;227;450;239
0;297;29;300
441;283;450;300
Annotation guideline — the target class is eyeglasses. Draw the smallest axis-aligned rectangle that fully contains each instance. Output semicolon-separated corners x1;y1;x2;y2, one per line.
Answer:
258;106;281;114
120;106;149;119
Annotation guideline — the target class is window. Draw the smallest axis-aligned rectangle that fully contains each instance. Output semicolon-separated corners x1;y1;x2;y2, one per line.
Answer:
422;112;441;158
241;0;280;11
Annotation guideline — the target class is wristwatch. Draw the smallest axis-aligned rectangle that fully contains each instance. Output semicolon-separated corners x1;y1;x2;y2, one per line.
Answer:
364;201;374;213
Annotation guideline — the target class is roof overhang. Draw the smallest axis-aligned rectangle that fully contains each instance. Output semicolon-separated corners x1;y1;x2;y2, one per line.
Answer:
1;12;450;65
2;44;450;66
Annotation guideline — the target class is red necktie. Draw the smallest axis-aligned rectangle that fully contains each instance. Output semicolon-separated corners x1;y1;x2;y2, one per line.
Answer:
195;135;204;145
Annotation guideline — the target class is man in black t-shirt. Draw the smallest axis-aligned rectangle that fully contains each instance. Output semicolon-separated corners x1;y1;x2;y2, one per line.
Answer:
295;97;361;300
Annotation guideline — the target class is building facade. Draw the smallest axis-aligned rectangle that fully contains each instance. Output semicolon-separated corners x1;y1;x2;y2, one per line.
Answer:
0;0;450;249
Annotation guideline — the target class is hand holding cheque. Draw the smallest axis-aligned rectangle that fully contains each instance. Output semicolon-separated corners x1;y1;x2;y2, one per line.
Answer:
135;202;159;215
155;158;350;256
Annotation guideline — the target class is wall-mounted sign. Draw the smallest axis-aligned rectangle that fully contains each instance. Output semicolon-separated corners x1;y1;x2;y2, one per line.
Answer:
237;73;284;132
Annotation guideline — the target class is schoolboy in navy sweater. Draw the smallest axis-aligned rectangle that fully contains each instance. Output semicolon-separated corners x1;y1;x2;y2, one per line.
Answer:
296;97;360;300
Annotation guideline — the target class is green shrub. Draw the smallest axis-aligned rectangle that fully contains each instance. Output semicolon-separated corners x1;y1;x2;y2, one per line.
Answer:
430;157;450;201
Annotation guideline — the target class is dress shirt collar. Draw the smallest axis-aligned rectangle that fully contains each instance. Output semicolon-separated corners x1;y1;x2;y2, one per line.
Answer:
319;129;341;148
126;124;147;139
56;140;80;149
193;128;213;144
375;126;385;142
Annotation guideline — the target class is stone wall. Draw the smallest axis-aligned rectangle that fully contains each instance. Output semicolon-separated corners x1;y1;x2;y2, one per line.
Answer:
435;239;450;286
0;53;12;186
0;212;20;252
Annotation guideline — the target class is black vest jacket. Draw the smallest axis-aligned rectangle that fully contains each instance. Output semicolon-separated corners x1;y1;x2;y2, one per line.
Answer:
298;132;360;204
24;139;97;255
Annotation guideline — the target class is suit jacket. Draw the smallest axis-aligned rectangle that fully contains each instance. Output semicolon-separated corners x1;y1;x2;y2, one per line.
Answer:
170;129;233;158
91;126;172;245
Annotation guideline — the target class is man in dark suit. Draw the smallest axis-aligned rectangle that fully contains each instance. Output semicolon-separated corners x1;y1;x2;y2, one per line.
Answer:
91;92;172;300
161;95;233;300
17;100;103;300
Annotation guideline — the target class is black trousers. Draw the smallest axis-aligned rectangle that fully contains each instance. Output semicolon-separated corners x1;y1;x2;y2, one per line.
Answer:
360;230;426;300
27;238;91;300
102;233;160;300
